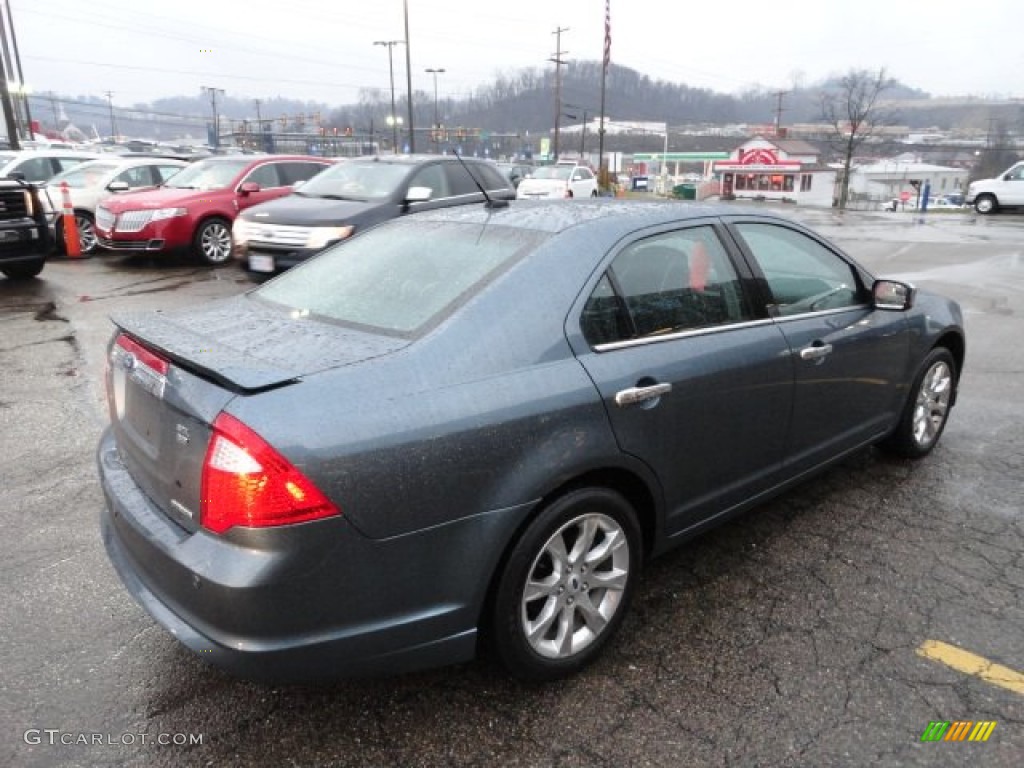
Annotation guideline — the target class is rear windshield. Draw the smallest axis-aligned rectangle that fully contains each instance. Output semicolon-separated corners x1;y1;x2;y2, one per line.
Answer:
255;219;547;335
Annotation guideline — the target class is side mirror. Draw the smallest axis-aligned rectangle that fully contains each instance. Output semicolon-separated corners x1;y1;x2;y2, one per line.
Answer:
239;181;261;195
406;186;432;203
292;180;305;189
107;180;130;193
873;279;915;311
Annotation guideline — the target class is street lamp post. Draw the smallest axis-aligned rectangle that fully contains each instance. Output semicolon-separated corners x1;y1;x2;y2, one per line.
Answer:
425;67;445;151
374;40;403;154
201;85;225;148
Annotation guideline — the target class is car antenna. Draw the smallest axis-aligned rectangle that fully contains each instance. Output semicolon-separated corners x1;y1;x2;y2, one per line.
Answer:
452;150;509;209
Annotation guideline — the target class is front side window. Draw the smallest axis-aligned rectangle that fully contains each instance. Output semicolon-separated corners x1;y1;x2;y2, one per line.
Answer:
581;226;751;346
243;163;283;189
732;222;864;316
114;165;156;188
13;156;54;181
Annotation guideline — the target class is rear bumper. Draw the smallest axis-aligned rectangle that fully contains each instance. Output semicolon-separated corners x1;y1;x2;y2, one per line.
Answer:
97;428;530;682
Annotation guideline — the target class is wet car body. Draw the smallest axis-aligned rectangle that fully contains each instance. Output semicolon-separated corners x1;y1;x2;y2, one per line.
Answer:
97;201;965;682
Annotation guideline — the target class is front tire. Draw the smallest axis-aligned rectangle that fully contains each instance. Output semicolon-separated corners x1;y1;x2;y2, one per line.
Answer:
1;259;45;280
59;211;97;255
193;217;233;265
878;348;956;458
974;194;997;215
491;487;641;681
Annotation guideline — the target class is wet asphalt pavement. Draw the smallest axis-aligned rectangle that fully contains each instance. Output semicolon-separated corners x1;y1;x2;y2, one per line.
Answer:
1;207;1022;767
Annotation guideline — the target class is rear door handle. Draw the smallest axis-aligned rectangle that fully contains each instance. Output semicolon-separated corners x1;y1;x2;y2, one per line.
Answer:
615;382;672;406
799;343;833;361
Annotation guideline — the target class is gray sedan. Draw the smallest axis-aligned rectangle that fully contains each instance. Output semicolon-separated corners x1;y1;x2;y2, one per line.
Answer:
97;201;965;682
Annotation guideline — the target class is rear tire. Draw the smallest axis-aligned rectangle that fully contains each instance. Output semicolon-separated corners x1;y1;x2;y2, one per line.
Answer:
1;259;45;280
491;487;641;681
878;348;955;458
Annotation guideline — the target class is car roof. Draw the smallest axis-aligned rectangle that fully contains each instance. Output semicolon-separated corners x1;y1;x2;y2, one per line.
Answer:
347;154;492;166
412;199;787;236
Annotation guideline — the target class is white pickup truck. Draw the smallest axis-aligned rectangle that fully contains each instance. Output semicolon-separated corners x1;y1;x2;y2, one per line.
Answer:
965;162;1024;214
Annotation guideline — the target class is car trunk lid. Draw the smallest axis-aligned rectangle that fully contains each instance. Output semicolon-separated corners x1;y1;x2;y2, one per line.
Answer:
106;295;409;532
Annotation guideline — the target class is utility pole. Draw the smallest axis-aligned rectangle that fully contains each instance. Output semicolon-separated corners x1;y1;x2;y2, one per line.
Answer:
773;90;788;136
254;98;262;131
374;40;404;154
201;85;225;148
403;0;415;153
104;90;118;141
0;61;19;149
425;67;445;137
549;26;569;161
3;0;31;137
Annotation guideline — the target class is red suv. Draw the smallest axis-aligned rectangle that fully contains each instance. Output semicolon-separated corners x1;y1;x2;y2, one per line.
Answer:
94;155;332;264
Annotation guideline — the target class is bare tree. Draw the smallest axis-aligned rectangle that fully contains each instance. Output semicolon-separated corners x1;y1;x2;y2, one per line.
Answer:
820;68;896;210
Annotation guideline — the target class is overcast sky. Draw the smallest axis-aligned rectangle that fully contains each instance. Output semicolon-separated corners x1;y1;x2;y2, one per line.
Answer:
11;0;1023;109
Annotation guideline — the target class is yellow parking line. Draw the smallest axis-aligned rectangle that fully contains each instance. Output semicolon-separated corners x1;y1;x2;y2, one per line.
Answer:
917;640;1024;696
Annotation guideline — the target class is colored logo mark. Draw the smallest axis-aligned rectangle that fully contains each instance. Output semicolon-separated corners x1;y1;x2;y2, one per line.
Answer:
920;721;997;742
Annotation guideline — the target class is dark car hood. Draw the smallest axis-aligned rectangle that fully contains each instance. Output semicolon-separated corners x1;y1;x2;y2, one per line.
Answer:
111;295;408;392
240;194;390;226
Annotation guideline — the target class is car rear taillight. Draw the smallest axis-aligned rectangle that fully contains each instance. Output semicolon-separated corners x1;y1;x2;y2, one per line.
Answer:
201;412;339;534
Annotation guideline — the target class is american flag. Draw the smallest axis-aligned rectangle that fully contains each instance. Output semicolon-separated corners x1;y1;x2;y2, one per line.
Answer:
603;0;611;71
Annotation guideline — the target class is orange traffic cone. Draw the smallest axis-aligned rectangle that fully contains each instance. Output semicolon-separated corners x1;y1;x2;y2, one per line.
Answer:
60;182;82;258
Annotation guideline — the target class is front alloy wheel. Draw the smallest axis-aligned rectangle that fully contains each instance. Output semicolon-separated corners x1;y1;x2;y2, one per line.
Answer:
76;213;97;254
492;488;640;680
879;347;956;458
195;218;233;265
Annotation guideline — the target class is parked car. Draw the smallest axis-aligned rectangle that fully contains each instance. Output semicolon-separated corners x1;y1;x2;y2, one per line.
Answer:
0;149;100;183
965;161;1024;214
97;201;964;683
516;162;598;199
495;161;533;189
0;178;52;279
233;154;514;275
41;156;188;254
93;155;333;264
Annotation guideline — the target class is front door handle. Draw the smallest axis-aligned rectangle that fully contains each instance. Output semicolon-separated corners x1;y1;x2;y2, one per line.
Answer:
799;342;834;361
615;382;672;407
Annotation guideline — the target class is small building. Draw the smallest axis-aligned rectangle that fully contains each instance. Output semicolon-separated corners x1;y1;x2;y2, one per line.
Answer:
847;161;969;205
711;136;836;206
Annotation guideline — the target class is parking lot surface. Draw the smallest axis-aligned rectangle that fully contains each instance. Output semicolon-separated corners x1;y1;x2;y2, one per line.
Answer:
1;208;1022;767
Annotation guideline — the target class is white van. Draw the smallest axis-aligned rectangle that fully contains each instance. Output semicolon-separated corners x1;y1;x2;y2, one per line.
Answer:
965;162;1024;214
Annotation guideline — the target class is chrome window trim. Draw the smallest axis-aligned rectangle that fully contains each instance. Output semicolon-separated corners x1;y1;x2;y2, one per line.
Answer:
769;302;871;323
591;317;776;352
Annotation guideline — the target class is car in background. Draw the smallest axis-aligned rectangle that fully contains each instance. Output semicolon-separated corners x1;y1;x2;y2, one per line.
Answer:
97;200;964;683
41;156;188;254
516;162;598;199
93;155;333;264
0;149;100;183
495;161;533;189
233;154;514;275
965;162;1024;214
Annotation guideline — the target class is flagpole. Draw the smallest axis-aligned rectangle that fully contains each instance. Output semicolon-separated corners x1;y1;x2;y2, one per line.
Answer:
597;0;610;192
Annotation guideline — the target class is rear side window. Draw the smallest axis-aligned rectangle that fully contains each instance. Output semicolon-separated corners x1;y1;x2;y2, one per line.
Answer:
581;226;751;346
280;161;330;186
447;163;488;196
256;219;547;335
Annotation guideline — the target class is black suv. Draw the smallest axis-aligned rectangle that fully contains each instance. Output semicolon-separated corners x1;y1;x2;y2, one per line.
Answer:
233;154;515;275
0;179;52;280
